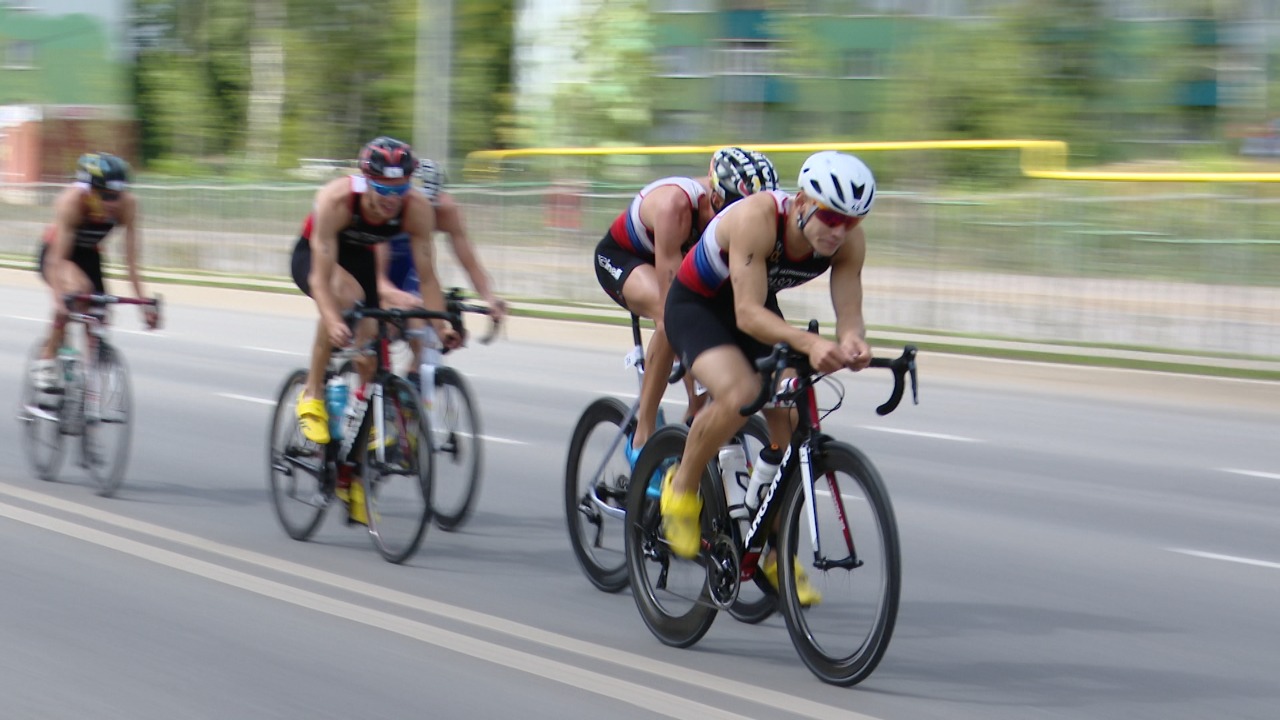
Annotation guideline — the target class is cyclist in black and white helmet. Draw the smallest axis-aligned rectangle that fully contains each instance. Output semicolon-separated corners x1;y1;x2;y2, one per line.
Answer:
593;146;778;467
376;157;508;388
657;150;878;604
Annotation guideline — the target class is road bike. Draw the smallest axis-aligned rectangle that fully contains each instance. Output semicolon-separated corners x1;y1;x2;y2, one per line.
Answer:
267;306;461;563
17;293;159;497
399;288;498;532
625;331;918;685
565;314;778;623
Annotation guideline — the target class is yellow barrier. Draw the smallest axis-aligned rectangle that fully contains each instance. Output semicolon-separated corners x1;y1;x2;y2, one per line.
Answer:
465;139;1280;183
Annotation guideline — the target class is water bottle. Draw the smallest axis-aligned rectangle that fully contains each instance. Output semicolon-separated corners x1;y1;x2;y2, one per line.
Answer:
341;383;368;452
325;376;349;441
718;440;751;520
744;444;786;516
419;345;442;409
57;346;80;382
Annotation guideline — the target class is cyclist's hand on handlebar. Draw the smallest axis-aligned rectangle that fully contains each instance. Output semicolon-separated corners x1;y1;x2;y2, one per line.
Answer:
485;295;508;324
327;316;353;348
808;336;853;374
142;305;161;330
437;325;463;350
842;336;872;371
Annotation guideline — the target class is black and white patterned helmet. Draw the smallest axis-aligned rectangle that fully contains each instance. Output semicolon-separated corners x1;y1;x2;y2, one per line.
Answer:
710;147;778;206
797;151;876;217
415;158;446;201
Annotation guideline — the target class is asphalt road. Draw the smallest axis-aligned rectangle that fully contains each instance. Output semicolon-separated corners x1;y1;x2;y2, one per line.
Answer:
0;282;1277;720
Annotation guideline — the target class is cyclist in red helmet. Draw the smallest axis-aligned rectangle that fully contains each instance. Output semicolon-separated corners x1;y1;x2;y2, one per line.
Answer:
289;136;461;446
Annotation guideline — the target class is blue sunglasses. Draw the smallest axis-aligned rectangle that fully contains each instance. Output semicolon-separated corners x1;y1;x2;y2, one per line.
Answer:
368;179;412;197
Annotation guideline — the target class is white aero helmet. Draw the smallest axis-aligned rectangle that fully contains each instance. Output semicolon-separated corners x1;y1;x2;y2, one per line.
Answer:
797;150;876;217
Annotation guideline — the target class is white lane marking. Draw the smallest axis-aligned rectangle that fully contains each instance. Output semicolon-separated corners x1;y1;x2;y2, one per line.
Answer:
1168;548;1280;571
7;314;46;323
0;503;744;720
481;435;526;446
1220;468;1280;481
595;390;684;407
214;393;526;445
857;426;982;443
241;345;308;357
0;482;879;720
216;392;275;405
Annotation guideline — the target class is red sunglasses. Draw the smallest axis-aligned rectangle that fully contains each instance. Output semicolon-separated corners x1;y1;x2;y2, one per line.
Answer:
813;206;859;228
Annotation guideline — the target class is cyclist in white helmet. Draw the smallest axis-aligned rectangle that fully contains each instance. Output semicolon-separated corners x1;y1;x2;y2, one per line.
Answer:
657;150;877;603
594;147;778;465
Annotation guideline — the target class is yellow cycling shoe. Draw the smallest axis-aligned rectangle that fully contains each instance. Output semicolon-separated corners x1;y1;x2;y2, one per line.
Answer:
296;393;330;445
760;553;823;607
346;479;369;526
659;464;702;560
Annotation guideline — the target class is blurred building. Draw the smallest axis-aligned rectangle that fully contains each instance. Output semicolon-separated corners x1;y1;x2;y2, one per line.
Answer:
0;1;133;183
644;0;1280;146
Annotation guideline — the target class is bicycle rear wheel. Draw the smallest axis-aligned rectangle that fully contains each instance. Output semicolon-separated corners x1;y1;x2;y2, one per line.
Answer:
364;374;433;564
267;369;330;541
18;341;64;481
777;441;900;686
82;343;132;497
564;396;634;592
624;425;718;648
428;366;483;531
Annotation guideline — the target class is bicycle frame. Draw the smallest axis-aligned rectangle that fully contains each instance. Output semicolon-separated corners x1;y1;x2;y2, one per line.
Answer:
584;313;670;522
733;343;918;583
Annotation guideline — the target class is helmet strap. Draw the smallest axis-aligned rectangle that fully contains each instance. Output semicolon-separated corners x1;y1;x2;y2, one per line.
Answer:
797;204;817;231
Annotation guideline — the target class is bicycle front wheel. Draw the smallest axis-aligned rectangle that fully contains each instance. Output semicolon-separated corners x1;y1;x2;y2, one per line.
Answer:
564;396;633;593
624;424;718;648
777;441;900;686
267;369;330;541
428;366;483;531
82;343;132;497
364;374;433;564
18;341;64;481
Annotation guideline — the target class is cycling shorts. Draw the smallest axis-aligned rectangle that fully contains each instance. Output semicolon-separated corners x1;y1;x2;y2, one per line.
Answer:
291;236;380;308
594;232;652;311
37;243;106;294
664;278;783;371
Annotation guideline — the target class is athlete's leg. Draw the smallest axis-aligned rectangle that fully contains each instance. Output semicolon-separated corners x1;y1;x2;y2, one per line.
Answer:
40;247;95;359
618;264;671;450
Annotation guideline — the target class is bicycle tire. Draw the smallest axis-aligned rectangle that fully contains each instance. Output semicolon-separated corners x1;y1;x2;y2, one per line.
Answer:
18;340;65;482
564;396;634;593
777;441;900;686
428;366;483;532
82;343;133;497
724;414;779;624
625;424;718;648
267;369;330;541
364;373;434;564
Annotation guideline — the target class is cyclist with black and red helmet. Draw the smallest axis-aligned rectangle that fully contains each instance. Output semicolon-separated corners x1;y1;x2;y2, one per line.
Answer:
289;136;460;447
593;147;778;464
31;152;159;402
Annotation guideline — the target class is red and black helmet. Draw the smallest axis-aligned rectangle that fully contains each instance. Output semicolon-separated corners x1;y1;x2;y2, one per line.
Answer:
358;136;417;181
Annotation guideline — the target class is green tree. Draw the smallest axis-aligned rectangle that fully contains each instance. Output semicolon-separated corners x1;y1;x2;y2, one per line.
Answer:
549;0;654;148
452;0;517;159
